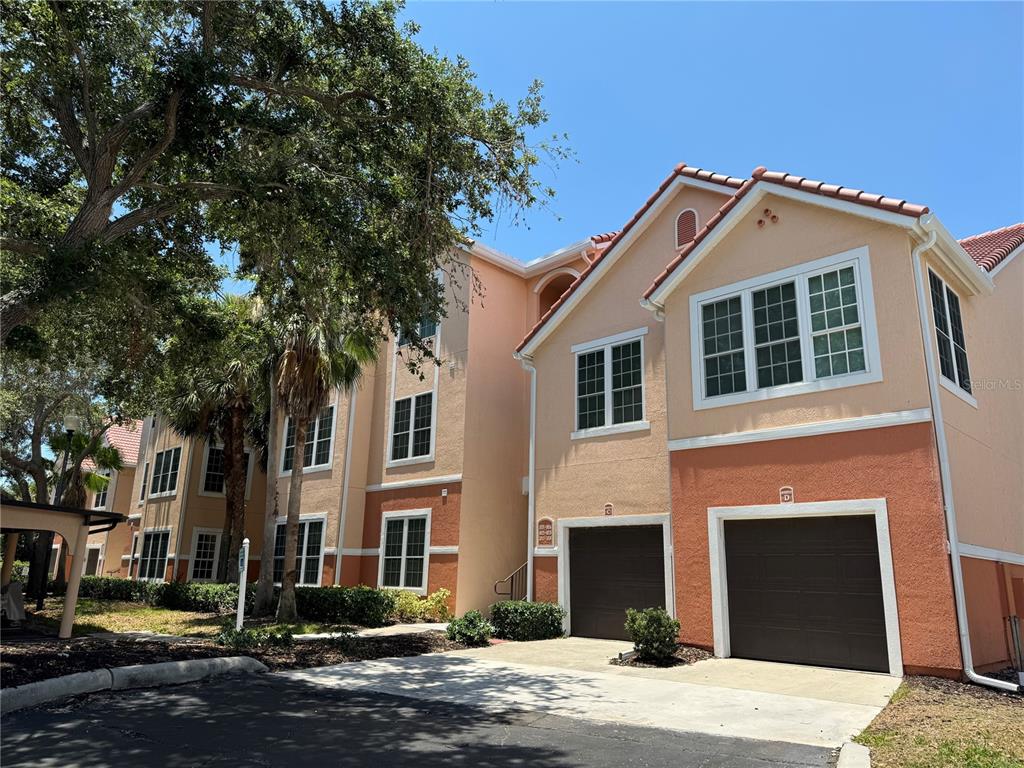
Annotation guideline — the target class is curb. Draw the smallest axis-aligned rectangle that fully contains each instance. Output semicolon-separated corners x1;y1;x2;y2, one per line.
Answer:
837;742;871;768
1;656;267;716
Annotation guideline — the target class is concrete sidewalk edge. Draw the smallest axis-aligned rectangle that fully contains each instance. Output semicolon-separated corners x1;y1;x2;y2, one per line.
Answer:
1;656;266;716
836;742;871;768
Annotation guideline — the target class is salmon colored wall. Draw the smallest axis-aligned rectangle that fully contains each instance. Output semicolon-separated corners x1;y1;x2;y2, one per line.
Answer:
360;482;461;549
670;421;962;676
457;255;531;612
960;556;1013;671
533;557;558;604
428;553;459;609
526;255;590;324
925;253;1024;555
661;194;930;441
532;185;732;545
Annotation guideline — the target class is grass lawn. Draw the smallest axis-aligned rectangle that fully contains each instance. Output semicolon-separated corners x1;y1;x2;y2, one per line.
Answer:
30;599;358;638
856;676;1023;768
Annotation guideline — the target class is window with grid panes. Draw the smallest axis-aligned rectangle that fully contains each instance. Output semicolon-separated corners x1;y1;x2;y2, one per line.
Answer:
928;271;971;393
753;282;803;387
576;349;606;429
390;392;433;460
702;296;746;396
149;448;181;496
380;515;427;590
272;519;324;585
190;533;218;581
282;406;334;472
808;266;866;378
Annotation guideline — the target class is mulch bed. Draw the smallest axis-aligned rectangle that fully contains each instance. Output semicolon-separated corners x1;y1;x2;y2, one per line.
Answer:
609;644;713;668
0;632;462;689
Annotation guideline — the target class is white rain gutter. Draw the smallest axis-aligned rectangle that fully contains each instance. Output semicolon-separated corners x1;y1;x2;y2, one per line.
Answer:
333;388;358;585
514;351;538;601
911;216;1020;693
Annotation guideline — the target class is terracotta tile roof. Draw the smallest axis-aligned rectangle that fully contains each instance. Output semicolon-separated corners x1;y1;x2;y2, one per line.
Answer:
590;231;619;244
105;421;143;466
644;166;933;300
516;163;740;352
959;222;1024;272
752;168;929;218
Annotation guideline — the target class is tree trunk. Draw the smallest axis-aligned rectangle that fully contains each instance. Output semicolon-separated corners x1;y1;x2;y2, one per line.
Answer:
275;416;307;623
225;406;247;585
254;372;280;617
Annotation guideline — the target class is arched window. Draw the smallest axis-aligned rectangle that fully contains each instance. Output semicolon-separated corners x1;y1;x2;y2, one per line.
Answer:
676;209;698;249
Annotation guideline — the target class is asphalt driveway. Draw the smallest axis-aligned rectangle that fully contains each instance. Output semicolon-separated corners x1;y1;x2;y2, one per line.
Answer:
1;674;832;767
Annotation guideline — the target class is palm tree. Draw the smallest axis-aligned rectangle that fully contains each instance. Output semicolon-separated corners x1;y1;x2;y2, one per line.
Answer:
162;296;266;583
274;314;375;622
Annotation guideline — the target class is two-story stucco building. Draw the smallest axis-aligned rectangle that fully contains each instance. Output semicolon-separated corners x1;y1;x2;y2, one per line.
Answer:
515;162;1023;686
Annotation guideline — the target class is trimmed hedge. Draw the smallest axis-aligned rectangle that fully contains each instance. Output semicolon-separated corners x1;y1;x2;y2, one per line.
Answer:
625;607;680;662
446;610;493;646
52;576;400;627
490;600;565;641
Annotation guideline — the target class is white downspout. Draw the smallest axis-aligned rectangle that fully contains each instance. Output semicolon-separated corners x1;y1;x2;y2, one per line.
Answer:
333;388;358;585
911;219;1020;693
515;352;537;601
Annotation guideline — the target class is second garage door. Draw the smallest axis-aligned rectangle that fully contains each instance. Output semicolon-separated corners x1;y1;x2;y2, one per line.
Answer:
725;515;889;673
569;525;665;640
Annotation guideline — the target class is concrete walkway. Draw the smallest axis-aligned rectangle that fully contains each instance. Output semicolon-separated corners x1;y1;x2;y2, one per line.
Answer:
88;622;449;644
279;638;900;748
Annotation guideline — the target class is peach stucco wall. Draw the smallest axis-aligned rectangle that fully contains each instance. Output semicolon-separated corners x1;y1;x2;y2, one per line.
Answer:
961;556;1023;671
532;184;733;546
533;556;558;604
670;421;963;676
926;253;1024;555
661;193;931;441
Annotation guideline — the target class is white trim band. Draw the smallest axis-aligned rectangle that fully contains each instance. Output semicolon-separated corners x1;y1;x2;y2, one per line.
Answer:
668;408;932;452
341;548;380;557
428;545;458;555
958;543;1024;567
365;474;462;493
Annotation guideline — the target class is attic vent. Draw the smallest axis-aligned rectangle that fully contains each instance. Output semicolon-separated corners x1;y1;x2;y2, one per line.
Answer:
675;209;698;249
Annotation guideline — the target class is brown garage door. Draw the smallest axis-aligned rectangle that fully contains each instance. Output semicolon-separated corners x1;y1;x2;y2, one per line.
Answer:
725;516;889;673
569;525;665;640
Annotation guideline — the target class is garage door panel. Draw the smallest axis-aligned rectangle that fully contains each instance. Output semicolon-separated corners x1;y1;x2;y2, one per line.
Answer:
569;525;665;641
725;516;889;673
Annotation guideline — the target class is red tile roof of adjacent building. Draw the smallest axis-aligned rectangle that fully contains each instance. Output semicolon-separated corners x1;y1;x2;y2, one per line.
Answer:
958;222;1024;272
105;421;143;466
590;231;619;244
516;163;741;352
643;166;933;300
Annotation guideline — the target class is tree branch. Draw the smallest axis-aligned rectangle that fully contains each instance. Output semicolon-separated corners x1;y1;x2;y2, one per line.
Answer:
100;100;159;151
111;88;183;197
0;238;46;257
202;1;215;55
99;185;235;243
228;76;384;111
44;91;91;176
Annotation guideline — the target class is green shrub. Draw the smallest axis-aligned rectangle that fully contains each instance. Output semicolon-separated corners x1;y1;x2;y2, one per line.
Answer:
446;610;493;646
158;582;239;613
215;625;294;650
75;576;152;602
345;585;397;627
624;607;680;662
1;560;30;583
294;586;349;623
489;600;565;641
392;588;453;623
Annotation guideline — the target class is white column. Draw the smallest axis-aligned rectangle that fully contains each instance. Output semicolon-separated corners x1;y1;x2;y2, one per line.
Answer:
1;533;20;587
60;523;89;638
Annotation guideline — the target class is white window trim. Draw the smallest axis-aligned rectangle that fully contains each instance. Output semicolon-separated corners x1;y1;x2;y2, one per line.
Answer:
386;309;441;471
377;509;432;596
137;527;172;582
188;527;223;582
707;498;903;677
387;390;437;467
199;442;255;499
928;270;978;409
92;469;114;511
272;513;327;587
279;403;339;477
690;246;883;411
675;208;699;250
557;514;675;637
148;447;182;499
83;544;103;576
571;327;649;440
137;461;150;505
128;531;141;580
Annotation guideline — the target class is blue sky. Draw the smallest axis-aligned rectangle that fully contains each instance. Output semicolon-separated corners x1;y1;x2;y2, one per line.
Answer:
218;2;1023;287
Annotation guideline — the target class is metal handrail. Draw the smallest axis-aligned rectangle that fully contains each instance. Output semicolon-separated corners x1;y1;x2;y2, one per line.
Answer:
493;561;528;601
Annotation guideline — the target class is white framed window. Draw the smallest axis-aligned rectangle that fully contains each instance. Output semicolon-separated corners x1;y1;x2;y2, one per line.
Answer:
928;270;974;402
281;405;335;474
272;517;325;586
83;545;102;576
129;531;140;579
571;327;649;439
149;447;182;498
690;246;882;410
378;510;431;595
388;392;434;464
92;470;111;510
189;528;222;582
398;316;438;347
200;444;253;497
675;209;699;249
138;529;170;581
138;461;149;504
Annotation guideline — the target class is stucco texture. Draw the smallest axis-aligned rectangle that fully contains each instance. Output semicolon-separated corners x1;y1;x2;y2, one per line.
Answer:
670;421;963;676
